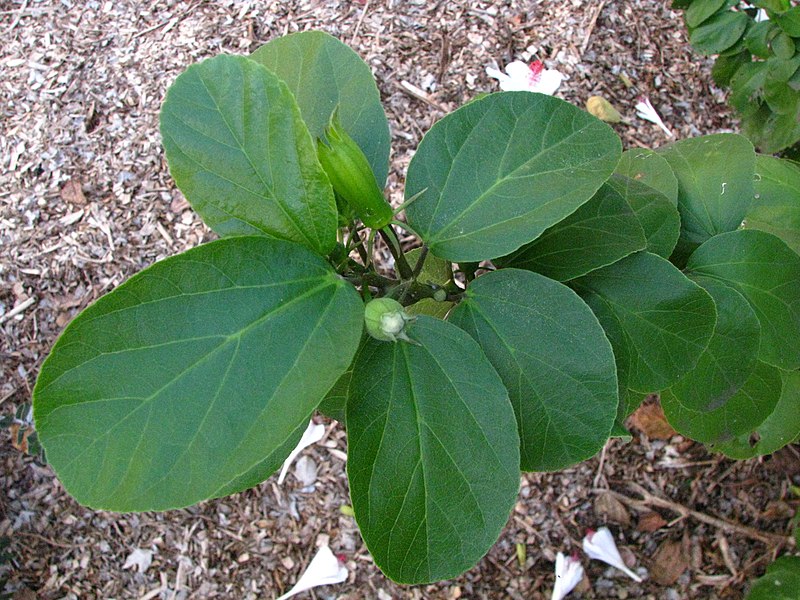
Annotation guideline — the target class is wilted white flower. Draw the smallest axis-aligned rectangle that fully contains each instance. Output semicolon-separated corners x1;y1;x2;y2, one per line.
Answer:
486;60;564;95
552;552;584;600
635;95;673;138
277;420;325;485
582;527;643;582
276;544;348;600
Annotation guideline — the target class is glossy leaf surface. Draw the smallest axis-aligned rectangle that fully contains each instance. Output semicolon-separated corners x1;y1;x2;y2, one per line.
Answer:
606;174;681;259
686;229;800;370
449;269;618;471
573;252;716;393
749;154;800;254
405;92;622;261
614;148;679;205
347;316;520;584
662;361;782;444
713;369;800;459
160;55;337;255
34;237;363;511
658;133;755;262
496;183;646;282
250;31;391;186
669;276;761;411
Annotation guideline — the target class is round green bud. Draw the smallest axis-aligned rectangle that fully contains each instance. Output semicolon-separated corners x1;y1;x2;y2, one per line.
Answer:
364;297;412;342
433;288;448;302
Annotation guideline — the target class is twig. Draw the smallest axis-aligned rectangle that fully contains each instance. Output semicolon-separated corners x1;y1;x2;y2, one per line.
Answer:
397;80;448;113
593;484;794;547
0;297;36;325
4;0;28;33
350;0;370;45
593;440;609;488
580;0;607;55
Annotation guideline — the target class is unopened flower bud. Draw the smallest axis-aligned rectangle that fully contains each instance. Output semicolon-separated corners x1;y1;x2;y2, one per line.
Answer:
317;114;394;229
364;297;413;342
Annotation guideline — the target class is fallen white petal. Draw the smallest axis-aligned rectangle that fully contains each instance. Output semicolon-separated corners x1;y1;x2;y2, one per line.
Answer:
552;552;584;600
278;420;325;485
635;96;673;137
276;545;348;600
122;548;153;573
582;527;643;582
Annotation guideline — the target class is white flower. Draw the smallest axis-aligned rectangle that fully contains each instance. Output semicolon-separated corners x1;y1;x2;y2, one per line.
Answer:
486;60;564;95
582;527;643;582
635;95;673;137
277;420;325;485
276;544;348;600
552;552;584;600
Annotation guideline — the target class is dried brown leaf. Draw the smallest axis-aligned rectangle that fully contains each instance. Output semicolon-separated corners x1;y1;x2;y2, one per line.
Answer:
594;491;631;526
627;402;676;440
649;533;690;585
637;511;668;533
60;179;86;205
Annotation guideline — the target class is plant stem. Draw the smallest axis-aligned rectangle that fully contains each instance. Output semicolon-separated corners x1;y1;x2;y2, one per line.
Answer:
411;246;429;278
379;226;414;280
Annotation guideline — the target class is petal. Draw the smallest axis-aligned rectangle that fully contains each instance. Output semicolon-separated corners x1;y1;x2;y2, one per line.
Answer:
276;545;348;600
552;552;585;600
485;65;509;83
582;527;642;582
535;70;565;95
277;420;326;485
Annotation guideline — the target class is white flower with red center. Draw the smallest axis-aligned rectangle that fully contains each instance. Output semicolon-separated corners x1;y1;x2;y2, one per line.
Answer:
486;60;565;95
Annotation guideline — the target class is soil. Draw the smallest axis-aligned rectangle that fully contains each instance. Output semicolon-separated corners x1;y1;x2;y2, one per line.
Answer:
1;1;798;599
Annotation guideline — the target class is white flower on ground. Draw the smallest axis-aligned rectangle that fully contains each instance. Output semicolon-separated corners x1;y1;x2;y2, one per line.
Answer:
277;420;325;485
276;544;348;600
635;95;673;137
582;527;643;582
486;60;564;95
552;552;584;600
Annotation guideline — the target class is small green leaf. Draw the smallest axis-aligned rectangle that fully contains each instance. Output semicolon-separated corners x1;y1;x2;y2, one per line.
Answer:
449;269;618;471
712;51;752;87
662;361;782;444
614;148;679;205
404;248;454;319
405;92;622;262
685;0;727;28
669;276;761;411
496;183;646;281
745;21;777;59
712;369;800;458
748;154;800;254
686;229;800;370
689;11;750;55
775;6;800;36
772;31;797;60
573;252;717;393
33;237;363;511
605;174;681;259
160;55;337;255
658;133;755;263
250;31;391;187
347;316;520;584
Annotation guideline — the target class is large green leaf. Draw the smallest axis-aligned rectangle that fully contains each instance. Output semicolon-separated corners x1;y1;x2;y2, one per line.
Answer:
686;229;800;370
605;174;681;259
160;54;337;255
658;133;755;263
669;276;761;411
33;237;363;511
661;360;782;444
495;183;646;282
713;369;800;458
347;316;520;584
449;269;618;471
405;92;622;262
746;556;800;600
614;148;679;205
250;31;391;187
748;154;800;254
689;11;750;55
573;252;717;393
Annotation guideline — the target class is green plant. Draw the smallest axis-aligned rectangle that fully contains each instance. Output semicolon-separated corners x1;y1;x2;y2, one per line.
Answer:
674;0;800;153
32;31;800;585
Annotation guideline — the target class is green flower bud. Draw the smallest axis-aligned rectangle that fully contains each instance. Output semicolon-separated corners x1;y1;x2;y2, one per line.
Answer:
317;114;394;229
364;297;413;342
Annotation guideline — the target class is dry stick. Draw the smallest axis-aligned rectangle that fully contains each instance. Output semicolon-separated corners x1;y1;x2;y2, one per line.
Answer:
580;0;608;55
593;484;794;547
350;0;370;45
0;297;36;325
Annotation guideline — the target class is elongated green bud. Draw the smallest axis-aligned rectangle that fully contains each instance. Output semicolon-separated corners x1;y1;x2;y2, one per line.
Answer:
364;297;413;342
317;115;394;229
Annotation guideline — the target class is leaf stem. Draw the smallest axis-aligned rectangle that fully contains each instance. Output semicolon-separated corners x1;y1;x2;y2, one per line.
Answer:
380;226;414;280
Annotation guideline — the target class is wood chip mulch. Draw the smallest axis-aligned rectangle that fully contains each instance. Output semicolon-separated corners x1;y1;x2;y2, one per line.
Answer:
1;1;796;599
